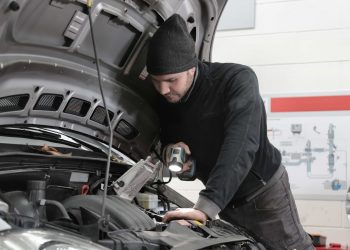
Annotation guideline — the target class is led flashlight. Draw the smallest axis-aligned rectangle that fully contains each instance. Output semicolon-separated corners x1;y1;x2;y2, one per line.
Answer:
168;147;186;172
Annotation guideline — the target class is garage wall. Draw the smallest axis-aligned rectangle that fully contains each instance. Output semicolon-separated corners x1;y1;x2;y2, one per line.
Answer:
213;0;350;93
169;0;350;246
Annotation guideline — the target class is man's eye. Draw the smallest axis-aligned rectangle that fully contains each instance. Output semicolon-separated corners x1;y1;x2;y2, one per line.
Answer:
168;79;176;83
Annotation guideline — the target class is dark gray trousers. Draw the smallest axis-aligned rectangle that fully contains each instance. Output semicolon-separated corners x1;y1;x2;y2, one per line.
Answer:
219;166;315;250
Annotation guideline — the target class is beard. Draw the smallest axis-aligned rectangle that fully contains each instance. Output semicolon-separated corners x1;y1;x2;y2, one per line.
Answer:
160;68;196;104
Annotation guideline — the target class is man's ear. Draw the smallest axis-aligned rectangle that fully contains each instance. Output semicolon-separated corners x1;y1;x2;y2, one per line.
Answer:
189;67;196;76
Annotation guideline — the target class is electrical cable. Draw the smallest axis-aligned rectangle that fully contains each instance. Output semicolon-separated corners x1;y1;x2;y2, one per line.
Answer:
86;1;114;220
151;148;173;186
151;168;172;187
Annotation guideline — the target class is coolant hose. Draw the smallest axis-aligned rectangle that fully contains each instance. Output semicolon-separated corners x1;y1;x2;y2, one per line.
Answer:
38;199;70;220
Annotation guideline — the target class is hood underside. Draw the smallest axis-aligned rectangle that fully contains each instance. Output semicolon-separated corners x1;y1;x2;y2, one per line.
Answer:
0;0;226;159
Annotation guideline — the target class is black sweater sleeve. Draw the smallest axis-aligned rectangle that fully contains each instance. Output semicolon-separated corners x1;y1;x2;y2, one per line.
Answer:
198;68;262;210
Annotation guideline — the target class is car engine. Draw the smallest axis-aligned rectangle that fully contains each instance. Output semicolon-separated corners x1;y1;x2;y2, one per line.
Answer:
0;154;264;250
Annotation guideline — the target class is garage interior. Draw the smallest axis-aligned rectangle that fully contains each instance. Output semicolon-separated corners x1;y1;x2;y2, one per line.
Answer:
0;0;349;249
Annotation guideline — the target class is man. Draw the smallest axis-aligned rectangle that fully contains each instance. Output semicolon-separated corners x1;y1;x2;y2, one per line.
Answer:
146;14;314;249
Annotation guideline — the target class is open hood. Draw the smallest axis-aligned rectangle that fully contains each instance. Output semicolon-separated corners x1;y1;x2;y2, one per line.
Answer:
0;3;268;249
0;0;227;160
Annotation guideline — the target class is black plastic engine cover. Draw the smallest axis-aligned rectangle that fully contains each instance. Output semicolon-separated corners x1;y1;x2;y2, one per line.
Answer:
63;195;155;231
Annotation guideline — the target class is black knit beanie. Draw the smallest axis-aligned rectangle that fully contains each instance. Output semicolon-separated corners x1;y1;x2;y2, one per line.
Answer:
146;14;197;75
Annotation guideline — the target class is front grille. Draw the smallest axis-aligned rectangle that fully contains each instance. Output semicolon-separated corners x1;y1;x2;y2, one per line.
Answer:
64;98;91;117
0;94;29;113
34;94;63;111
90;106;114;126
115;119;139;140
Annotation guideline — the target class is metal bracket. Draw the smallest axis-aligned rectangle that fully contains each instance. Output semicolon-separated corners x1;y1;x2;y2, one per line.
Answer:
113;156;161;201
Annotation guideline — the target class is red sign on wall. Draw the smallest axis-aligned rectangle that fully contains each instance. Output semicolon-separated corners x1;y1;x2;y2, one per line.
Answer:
270;95;350;112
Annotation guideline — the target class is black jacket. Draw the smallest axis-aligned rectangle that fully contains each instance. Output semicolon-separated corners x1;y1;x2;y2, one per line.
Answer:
157;61;281;211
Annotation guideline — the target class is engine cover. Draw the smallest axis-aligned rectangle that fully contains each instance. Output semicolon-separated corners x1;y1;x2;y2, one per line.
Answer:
63;195;155;231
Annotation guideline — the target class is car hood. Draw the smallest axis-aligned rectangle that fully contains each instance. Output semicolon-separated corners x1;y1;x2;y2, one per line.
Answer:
0;0;227;160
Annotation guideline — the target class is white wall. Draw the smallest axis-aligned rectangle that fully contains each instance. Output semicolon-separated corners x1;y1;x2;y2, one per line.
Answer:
213;0;350;94
170;0;350;246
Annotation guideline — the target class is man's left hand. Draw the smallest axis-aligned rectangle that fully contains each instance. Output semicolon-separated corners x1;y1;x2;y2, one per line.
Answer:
162;208;208;224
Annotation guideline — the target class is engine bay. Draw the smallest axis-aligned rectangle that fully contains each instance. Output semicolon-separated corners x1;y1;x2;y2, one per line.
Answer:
0;153;263;250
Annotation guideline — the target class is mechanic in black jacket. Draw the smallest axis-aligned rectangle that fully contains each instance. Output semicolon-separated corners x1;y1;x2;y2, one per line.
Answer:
146;14;314;249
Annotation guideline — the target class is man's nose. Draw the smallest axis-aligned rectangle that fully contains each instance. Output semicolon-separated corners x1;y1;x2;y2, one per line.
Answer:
158;82;170;95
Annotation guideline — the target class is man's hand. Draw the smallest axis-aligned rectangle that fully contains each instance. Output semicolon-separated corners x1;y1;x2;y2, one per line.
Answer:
162;208;208;224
